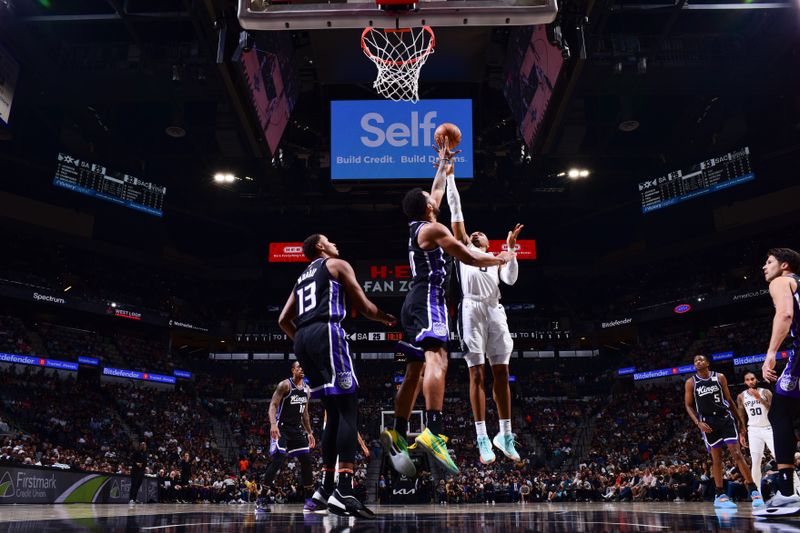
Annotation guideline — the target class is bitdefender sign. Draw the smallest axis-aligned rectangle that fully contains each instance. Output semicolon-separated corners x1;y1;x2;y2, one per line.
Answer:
330;99;473;180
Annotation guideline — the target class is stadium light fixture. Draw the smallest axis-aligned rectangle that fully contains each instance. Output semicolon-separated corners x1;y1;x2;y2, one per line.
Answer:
63;285;72;293
111;302;117;308
567;169;580;179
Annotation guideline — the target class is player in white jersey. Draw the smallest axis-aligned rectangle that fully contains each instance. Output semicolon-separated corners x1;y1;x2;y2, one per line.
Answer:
444;160;522;464
737;372;775;498
737;371;800;502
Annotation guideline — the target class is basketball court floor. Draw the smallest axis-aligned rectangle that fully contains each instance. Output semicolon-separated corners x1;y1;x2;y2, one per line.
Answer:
0;503;796;532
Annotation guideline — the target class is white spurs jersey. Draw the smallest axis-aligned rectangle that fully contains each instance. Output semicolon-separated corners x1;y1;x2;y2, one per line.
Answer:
742;388;770;428
459;244;502;302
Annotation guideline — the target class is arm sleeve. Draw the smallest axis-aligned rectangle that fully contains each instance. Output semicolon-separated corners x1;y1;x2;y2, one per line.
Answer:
445;173;464;223
499;256;518;285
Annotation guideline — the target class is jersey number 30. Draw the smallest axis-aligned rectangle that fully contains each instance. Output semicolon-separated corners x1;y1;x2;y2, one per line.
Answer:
296;283;317;315
750;407;763;416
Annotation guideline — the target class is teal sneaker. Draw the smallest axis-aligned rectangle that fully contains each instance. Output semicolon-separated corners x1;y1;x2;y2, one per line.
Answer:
493;433;521;462
477;435;496;465
714;494;737;509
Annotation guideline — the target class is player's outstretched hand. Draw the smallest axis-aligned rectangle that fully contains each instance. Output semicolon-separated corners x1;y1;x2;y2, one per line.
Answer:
698;422;713;433
507;223;524;250
433;136;461;163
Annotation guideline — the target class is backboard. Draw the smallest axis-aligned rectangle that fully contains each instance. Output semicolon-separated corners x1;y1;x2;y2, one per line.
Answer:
238;0;558;31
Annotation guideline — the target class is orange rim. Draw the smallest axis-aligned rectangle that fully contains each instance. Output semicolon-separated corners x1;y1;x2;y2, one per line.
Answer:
361;25;435;67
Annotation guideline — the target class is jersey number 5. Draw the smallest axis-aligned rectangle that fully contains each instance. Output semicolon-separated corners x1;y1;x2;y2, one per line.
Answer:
296;283;317;316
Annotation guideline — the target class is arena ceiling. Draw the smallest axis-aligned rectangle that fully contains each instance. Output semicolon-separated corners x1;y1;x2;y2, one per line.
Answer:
0;0;798;261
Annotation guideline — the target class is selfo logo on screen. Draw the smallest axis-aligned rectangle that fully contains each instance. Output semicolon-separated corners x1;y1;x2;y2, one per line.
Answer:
331;99;473;180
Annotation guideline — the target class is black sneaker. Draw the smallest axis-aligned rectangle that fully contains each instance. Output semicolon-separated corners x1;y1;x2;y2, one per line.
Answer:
312;487;331;512
327;489;376;519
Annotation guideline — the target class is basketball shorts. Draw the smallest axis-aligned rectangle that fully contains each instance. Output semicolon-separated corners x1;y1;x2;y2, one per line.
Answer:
400;282;449;354
701;413;739;449
460;299;513;367
272;424;310;457
294;321;358;398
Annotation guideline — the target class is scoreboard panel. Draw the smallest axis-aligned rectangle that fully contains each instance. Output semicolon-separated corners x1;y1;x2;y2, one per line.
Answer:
53;152;166;217
638;147;754;214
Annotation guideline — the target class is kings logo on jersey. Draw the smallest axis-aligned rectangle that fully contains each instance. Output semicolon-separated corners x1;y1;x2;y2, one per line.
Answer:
337;371;353;389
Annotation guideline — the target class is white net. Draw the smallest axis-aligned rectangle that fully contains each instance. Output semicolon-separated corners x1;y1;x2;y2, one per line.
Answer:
361;26;435;103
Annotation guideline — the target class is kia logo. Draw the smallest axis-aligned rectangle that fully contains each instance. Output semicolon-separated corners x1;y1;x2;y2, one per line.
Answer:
674;304;692;314
284;246;302;254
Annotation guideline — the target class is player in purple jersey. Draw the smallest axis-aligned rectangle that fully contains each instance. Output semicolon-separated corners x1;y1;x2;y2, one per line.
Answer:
279;235;396;518
756;247;800;516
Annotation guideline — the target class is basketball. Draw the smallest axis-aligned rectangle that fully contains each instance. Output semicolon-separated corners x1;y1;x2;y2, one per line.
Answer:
435;123;462;149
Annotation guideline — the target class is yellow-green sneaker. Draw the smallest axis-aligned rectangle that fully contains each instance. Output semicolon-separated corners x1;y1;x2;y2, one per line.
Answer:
380;429;416;477
414;428;459;474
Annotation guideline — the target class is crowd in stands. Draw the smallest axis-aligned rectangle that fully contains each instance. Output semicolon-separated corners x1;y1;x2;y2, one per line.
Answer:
0;314;178;374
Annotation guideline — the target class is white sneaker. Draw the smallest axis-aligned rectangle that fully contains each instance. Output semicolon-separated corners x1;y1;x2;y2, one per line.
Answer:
754;492;800;517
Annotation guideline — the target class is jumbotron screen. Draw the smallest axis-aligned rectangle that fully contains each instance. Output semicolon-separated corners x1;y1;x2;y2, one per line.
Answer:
638;147;754;213
53;152;166;217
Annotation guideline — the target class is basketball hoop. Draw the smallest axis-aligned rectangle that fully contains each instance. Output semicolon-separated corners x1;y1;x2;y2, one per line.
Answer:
361;26;435;103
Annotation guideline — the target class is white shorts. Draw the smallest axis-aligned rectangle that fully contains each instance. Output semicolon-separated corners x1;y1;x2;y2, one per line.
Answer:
748;425;775;458
461;299;513;368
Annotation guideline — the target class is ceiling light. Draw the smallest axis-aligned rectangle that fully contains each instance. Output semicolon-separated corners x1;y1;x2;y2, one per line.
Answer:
111;302;117;308
213;173;225;183
224;173;235;183
579;170;590;178
63;286;72;293
567;169;580;179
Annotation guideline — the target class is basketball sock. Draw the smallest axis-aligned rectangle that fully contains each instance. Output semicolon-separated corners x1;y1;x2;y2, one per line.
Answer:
322;467;336;493
426;410;443;436
779;468;795;496
394;417;409;439
475;420;487;438
715;487;724;497
499;419;512;436
337;470;354;496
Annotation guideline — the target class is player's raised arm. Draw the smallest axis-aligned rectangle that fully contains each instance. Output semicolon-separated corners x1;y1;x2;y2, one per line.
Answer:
443;160;469;245
499;223;523;286
278;289;298;340
422;222;512;268
430;137;461;209
326;258;396;326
